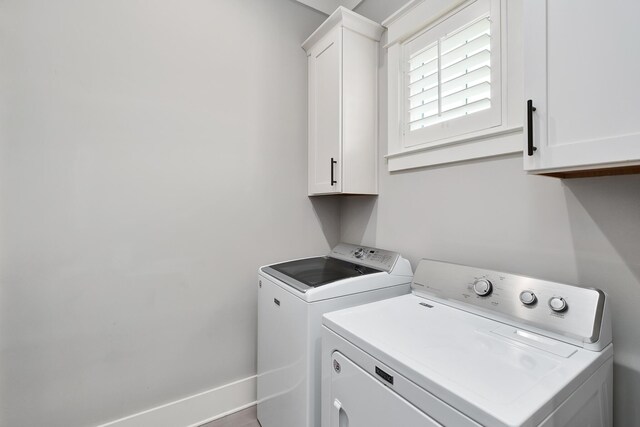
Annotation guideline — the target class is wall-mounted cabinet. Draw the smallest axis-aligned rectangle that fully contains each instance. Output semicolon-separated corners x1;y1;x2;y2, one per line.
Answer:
303;7;383;195
523;0;640;177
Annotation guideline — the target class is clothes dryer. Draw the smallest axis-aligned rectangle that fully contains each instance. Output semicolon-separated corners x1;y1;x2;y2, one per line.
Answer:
322;259;613;427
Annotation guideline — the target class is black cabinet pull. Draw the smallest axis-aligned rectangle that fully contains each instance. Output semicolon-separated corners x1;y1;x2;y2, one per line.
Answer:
330;157;337;186
527;100;537;156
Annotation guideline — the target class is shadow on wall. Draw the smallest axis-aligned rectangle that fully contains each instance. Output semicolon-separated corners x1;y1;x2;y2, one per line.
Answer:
309;196;342;248
337;195;378;246
563;175;640;283
563;174;640;427
614;362;640;426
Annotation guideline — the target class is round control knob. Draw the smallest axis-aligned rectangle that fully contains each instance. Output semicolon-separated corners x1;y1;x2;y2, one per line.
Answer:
473;279;493;296
549;297;568;312
354;248;365;258
519;291;537;306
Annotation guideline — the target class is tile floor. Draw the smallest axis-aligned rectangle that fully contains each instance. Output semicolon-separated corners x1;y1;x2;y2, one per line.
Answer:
200;406;259;427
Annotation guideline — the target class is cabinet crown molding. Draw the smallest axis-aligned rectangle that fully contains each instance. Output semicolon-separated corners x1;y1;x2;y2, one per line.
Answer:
302;6;384;53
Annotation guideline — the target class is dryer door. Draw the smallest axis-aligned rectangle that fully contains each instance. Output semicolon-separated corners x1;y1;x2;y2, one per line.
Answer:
330;352;441;427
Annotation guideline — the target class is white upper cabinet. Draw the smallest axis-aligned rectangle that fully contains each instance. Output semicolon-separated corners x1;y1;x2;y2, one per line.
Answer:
303;8;383;195
524;0;640;177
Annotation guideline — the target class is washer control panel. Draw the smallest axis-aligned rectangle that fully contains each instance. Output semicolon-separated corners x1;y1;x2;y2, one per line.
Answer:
330;243;399;272
412;259;606;346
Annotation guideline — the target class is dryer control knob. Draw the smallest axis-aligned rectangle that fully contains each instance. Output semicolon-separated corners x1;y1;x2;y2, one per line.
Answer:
549;297;568;312
519;291;537;305
473;279;493;296
354;248;365;258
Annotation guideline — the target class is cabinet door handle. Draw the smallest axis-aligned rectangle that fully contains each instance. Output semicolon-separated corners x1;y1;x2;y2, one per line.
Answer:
527;100;537;156
330;157;337;186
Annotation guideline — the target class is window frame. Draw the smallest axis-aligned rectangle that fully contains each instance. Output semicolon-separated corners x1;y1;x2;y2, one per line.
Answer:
384;0;522;172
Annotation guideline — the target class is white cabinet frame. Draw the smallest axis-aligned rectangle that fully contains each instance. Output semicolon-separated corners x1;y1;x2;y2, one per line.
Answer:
523;0;640;177
303;8;383;195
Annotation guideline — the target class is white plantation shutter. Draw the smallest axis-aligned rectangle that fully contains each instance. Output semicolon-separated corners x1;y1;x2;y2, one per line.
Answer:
408;15;492;132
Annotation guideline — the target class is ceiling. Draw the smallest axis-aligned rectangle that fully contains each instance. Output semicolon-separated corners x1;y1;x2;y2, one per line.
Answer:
294;0;364;15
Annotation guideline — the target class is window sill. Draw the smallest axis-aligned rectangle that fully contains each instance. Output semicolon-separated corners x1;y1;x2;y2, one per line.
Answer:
385;125;523;172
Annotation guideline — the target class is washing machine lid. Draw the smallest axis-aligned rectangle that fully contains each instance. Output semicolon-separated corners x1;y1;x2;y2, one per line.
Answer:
323;294;612;427
263;256;381;292
260;243;410;295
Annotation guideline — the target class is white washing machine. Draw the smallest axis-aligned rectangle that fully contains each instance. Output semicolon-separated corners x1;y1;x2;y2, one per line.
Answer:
257;243;413;427
322;259;613;427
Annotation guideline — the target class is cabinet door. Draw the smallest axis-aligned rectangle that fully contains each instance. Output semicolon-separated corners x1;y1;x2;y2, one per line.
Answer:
308;28;342;195
329;352;441;427
524;0;640;173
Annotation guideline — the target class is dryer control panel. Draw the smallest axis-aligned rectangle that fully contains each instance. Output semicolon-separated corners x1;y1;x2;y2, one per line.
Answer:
411;259;609;350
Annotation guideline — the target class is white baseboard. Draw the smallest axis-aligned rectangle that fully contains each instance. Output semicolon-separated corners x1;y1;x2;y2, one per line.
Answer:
97;375;257;427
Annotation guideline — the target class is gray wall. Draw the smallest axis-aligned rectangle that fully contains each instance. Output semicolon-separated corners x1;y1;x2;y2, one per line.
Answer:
346;1;640;425
0;1;334;426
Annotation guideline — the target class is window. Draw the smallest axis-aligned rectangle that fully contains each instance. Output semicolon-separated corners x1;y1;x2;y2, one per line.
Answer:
384;0;522;171
407;15;492;132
